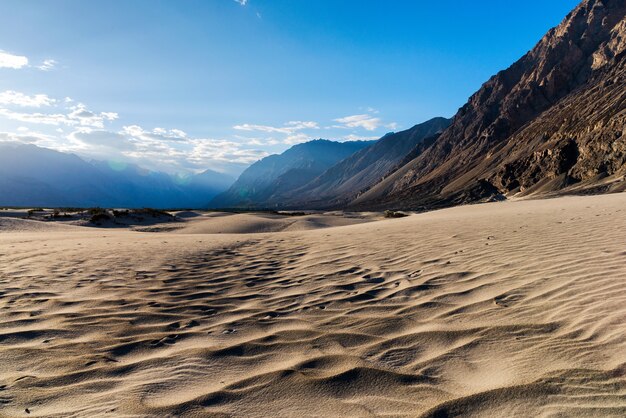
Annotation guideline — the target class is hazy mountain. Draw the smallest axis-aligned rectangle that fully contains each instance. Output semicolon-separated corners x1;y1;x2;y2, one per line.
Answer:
352;0;626;209
281;117;451;208
0;143;234;208
211;139;373;208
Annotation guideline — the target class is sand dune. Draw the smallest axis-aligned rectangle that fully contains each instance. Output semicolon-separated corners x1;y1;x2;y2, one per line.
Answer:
0;217;79;233
173;212;378;234
0;194;625;417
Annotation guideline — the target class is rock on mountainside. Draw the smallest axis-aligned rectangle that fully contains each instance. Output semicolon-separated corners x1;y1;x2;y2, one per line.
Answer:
280;117;450;208
0;143;234;208
211;139;373;208
353;0;626;209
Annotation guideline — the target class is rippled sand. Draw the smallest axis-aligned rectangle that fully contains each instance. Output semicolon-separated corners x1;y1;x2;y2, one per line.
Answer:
0;194;625;417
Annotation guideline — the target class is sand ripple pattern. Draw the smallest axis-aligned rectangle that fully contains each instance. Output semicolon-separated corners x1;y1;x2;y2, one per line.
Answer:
0;194;625;417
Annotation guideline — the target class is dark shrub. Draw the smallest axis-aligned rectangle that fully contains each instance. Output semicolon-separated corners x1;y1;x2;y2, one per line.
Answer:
89;213;112;223
131;208;173;218
272;211;307;216
87;207;107;216
384;210;409;218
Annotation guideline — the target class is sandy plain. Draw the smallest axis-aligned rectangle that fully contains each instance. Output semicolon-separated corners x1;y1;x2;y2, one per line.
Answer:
0;193;625;417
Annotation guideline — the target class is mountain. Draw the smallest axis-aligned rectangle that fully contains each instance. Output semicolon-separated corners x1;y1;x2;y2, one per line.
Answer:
0;143;234;208
282;117;451;208
211;139;373;208
89;161;235;209
352;0;626;210
0;144;116;207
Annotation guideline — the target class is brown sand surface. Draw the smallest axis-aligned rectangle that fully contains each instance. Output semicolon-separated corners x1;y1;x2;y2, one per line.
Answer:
0;194;625;417
172;212;378;234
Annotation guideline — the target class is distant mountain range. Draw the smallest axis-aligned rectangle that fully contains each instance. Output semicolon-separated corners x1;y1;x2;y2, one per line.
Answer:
284;117;451;208
3;0;624;212
211;139;374;208
210;118;450;209
0;143;234;208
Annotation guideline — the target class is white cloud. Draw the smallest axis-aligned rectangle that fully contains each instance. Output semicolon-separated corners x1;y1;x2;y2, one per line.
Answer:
233;120;322;147
0;90;56;107
0;108;71;125
233;120;319;135
62;124;268;174
68;128;134;151
0;131;38;144
0;50;28;69
386;122;399;130
245;138;264;146
285;120;319;129
283;133;311;145
188;138;266;166
334;114;381;131
233;0;248;5
170;128;187;138
36;59;57;71
237;135;281;146
121;125;189;142
0;130;67;150
342;134;380;141
0;89;272;175
67;104;118;128
0;102;118;128
233;124;285;133
0;51;58;71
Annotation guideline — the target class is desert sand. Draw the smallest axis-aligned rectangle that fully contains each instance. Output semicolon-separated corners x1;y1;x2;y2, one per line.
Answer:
0;194;625;417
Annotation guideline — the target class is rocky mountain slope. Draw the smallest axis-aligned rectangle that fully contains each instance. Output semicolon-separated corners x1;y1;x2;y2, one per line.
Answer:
0;143;234;208
281;117;450;208
211;139;372;208
353;0;626;209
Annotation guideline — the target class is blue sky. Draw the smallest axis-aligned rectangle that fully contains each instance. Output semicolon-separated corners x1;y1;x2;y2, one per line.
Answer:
0;0;580;176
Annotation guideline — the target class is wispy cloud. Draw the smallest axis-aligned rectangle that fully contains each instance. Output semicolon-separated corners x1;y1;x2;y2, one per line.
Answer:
0;102;117;128
118;125;267;171
342;134;380;141
0;109;71;126
283;133;312;145
68;128;134;151
333;114;381;131
234;120;318;134
0;88;270;174
0;50;28;69
233;120;321;146
37;59;57;71
0;130;57;145
0;91;56;107
233;0;248;5
61;124;268;174
67;104;118;128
